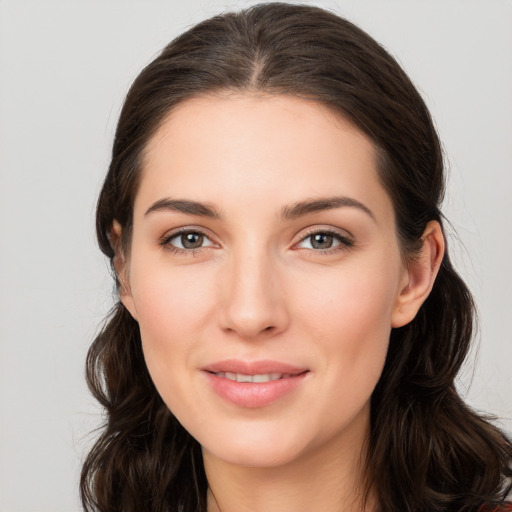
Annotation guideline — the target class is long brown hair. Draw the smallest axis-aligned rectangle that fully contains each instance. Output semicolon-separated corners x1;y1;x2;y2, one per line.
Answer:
81;3;512;511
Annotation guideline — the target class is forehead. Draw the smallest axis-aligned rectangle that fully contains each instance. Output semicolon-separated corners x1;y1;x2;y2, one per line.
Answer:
136;93;391;221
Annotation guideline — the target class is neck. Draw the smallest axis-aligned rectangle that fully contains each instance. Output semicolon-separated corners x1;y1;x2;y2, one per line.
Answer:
203;407;376;512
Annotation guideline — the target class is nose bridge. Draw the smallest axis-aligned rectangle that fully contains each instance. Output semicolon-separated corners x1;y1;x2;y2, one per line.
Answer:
218;240;287;338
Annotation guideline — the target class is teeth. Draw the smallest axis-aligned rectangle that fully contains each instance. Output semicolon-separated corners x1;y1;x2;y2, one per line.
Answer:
215;372;284;383
252;374;269;383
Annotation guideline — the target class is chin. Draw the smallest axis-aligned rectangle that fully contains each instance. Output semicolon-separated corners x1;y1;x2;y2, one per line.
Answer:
205;443;303;469
199;424;310;468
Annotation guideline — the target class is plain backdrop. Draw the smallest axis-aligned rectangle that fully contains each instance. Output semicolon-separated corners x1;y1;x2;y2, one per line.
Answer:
0;1;511;510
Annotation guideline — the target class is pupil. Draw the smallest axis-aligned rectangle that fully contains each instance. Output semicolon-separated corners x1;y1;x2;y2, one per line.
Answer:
182;233;203;249
312;233;333;249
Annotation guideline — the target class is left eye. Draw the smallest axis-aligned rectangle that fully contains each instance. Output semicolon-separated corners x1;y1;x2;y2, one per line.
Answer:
296;232;348;250
167;231;214;250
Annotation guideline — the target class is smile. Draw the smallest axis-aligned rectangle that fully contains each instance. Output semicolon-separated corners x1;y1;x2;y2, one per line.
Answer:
213;372;292;383
202;361;309;408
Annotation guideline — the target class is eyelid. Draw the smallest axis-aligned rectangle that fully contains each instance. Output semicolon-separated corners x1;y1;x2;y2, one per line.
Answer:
292;226;355;252
158;224;354;255
159;226;219;253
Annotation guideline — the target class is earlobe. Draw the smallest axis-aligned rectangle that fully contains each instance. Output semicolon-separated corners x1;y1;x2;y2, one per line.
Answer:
391;221;445;328
110;220;138;321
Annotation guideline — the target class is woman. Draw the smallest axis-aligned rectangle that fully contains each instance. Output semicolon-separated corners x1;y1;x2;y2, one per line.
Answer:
81;3;512;511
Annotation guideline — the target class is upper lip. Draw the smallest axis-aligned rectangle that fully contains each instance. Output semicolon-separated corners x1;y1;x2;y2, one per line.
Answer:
201;359;308;375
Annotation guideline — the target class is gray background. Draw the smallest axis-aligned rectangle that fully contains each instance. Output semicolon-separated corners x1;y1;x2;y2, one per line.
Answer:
0;1;511;510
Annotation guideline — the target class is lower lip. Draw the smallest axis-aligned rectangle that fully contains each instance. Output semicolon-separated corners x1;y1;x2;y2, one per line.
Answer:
204;371;308;408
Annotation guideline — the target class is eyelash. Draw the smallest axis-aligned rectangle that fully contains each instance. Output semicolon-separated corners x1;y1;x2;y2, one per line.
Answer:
295;228;354;255
159;227;354;256
159;228;215;256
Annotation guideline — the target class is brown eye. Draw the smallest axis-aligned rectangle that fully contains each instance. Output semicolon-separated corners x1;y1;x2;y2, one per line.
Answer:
296;230;354;252
164;231;214;251
310;233;334;249
181;232;204;249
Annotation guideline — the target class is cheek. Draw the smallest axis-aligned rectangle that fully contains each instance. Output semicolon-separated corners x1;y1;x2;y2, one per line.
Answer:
131;258;213;332
129;266;218;426
293;256;400;388
296;257;399;341
128;258;216;384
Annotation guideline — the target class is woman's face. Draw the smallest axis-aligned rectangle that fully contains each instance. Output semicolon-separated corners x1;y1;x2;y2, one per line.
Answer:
120;93;413;468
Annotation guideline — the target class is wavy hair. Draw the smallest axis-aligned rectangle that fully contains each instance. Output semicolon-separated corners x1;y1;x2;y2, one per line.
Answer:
81;3;512;511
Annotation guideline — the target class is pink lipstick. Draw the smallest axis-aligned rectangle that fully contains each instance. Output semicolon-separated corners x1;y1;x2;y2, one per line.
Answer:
201;359;309;408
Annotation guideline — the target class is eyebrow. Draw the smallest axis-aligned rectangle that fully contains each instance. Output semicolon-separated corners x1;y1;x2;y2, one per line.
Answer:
144;195;375;221
145;198;222;218
281;196;376;221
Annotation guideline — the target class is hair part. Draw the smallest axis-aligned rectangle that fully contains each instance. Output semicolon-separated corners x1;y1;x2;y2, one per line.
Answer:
83;3;512;511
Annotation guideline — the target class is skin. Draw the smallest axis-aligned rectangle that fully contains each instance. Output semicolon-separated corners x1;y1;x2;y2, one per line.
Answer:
115;93;444;512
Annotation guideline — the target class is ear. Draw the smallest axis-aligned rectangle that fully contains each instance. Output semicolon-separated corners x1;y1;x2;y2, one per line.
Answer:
110;220;138;321
391;221;445;328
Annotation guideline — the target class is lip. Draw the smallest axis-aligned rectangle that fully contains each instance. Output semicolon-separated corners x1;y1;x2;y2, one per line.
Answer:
201;359;309;408
202;359;307;375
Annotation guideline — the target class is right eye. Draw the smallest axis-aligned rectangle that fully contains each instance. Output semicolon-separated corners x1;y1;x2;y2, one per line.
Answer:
161;230;215;253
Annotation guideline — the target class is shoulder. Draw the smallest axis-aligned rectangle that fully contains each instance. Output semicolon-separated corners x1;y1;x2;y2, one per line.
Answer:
479;505;512;512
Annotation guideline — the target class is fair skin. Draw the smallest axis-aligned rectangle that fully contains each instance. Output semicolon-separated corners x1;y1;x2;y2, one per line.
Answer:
114;93;444;512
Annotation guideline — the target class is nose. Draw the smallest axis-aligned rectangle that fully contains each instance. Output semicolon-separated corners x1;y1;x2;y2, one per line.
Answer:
217;246;289;339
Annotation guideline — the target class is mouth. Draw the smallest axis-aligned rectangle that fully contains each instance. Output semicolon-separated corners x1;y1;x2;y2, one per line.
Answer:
201;360;309;408
201;359;308;376
210;371;299;383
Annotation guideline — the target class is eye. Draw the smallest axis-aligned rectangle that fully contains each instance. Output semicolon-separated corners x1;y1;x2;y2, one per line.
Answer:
295;230;354;252
162;230;215;252
299;232;339;250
